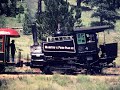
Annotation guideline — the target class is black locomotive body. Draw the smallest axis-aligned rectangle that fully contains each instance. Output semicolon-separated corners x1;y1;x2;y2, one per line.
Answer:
30;26;118;74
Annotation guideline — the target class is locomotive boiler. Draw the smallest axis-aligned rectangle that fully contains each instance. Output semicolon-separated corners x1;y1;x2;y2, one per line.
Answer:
30;25;118;74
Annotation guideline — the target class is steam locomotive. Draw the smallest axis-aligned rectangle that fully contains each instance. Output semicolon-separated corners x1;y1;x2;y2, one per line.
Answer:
30;25;118;74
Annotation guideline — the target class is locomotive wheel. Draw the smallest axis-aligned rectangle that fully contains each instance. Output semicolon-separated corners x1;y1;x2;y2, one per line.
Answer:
86;67;102;75
85;68;93;75
41;66;53;75
86;62;103;75
65;69;76;75
94;68;102;74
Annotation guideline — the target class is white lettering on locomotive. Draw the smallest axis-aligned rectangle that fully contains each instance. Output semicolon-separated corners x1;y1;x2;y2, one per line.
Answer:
45;45;74;50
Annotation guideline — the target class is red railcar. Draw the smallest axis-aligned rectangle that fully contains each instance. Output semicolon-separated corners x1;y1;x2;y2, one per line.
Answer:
0;28;20;72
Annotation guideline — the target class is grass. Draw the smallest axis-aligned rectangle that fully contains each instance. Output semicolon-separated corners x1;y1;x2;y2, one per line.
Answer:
0;75;120;90
10;34;33;60
52;74;74;86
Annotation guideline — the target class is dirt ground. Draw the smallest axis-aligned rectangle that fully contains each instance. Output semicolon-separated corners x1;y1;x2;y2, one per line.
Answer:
0;64;120;80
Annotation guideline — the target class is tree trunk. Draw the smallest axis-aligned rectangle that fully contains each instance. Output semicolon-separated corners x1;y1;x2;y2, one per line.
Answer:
100;16;104;25
38;0;42;15
77;0;81;7
112;0;116;11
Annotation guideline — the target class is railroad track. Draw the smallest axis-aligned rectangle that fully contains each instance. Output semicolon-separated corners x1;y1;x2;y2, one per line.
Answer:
0;70;120;76
0;65;120;76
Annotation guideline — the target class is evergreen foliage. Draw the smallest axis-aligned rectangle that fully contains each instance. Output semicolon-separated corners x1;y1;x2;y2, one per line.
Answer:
23;12;32;35
0;0;25;28
0;0;24;17
0;15;6;28
75;0;82;27
23;0;36;35
36;0;82;39
83;0;120;26
19;4;24;14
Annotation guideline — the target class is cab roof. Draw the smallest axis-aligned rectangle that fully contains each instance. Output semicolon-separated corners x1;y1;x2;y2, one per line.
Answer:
73;25;113;33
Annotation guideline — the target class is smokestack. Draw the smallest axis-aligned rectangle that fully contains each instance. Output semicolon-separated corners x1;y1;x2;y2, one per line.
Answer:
31;23;39;45
55;23;63;36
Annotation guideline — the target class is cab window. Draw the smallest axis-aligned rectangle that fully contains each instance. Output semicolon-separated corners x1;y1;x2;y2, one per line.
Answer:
76;33;86;44
86;34;95;43
76;33;96;44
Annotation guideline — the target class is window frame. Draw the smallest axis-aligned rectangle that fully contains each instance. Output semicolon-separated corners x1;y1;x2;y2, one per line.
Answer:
76;33;86;44
0;36;4;52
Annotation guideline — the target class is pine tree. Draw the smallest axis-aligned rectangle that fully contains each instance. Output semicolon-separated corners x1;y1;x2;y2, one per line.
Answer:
0;0;19;17
36;0;82;39
10;0;17;17
23;0;36;35
84;0;120;26
23;11;32;35
0;0;8;15
75;0;82;27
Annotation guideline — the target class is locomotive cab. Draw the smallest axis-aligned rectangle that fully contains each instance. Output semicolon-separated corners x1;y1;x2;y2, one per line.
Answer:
74;26;118;68
74;32;99;64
